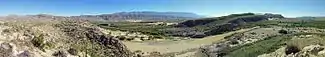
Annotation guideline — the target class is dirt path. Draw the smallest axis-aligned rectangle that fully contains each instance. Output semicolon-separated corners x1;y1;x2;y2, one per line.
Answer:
123;27;258;54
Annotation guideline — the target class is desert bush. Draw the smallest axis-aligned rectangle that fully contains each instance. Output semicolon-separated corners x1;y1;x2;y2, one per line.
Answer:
68;48;78;55
116;36;126;40
52;51;67;57
31;34;45;50
2;29;10;33
153;36;163;39
250;32;257;35
279;29;288;34
285;44;300;55
126;38;134;41
229;39;239;45
134;50;142;53
31;34;54;51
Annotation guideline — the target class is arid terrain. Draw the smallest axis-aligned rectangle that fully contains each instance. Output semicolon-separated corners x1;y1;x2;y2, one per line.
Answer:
1;13;325;57
2;0;325;57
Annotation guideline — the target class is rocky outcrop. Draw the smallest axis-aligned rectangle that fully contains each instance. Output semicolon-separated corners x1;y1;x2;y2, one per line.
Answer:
55;20;131;57
0;43;14;57
200;27;325;57
200;27;282;57
259;44;325;57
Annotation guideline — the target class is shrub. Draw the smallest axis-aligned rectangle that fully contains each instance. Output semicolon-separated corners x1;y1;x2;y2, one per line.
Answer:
285;45;300;55
117;36;126;40
52;51;67;57
154;36;163;39
279;29;288;34
250;32;257;35
98;24;109;26
229;39;239;45
67;48;78;55
2;29;10;33
31;34;45;50
126;38;134;41
134;50;142;53
31;34;54;51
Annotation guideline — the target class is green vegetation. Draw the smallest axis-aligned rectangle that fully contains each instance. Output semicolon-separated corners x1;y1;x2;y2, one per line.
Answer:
279;29;288;34
225;35;291;57
67;48;78;55
285;44;300;55
31;34;54;51
287;33;325;49
242;18;325;29
69;38;110;57
94;21;173;38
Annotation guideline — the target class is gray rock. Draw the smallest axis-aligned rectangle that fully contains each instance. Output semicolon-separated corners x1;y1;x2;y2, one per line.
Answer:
17;51;32;57
0;43;14;57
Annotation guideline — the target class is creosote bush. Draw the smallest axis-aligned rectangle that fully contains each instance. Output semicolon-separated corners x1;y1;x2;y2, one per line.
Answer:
126;38;134;41
285;44;300;55
52;51;67;57
279;29;288;34
117;36;126;40
31;34;54;51
67;48;78;55
2;29;10;33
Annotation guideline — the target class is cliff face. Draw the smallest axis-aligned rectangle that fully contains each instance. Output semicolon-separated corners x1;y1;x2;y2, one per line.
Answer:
176;19;217;27
0;19;131;57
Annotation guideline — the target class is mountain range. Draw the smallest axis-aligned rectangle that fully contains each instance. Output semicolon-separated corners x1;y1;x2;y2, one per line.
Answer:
70;11;203;21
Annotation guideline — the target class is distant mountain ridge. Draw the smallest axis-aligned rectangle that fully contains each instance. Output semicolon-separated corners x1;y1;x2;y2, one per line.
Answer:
112;11;202;18
71;11;202;21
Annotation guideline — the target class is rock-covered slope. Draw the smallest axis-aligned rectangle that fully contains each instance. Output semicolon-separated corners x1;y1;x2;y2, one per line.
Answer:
0;19;131;57
199;27;325;57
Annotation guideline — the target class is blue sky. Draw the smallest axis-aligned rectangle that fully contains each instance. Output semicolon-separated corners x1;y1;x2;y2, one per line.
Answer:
0;0;324;17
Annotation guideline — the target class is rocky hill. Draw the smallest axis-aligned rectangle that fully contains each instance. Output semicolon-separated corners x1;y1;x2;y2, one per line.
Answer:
163;13;284;38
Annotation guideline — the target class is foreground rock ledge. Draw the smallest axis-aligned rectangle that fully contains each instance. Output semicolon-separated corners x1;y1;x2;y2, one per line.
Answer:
0;20;131;57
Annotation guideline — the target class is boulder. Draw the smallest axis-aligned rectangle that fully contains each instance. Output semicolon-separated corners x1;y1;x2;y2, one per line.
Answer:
302;44;324;53
17;51;32;57
0;43;14;57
